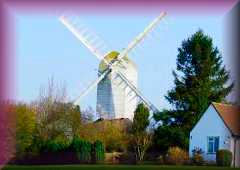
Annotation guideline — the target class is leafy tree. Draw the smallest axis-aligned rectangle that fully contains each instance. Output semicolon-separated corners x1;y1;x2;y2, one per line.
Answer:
33;78;82;143
66;104;82;138
154;30;234;151
15;104;36;157
153;124;188;152
131;103;151;163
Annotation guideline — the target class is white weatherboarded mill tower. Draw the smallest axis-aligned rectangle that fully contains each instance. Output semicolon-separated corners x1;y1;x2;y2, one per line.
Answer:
97;51;137;120
59;12;166;120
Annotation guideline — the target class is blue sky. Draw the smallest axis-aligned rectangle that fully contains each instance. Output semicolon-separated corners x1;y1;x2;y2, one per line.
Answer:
16;13;232;111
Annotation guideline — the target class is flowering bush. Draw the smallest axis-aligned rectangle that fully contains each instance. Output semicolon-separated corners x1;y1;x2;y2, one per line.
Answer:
191;147;204;165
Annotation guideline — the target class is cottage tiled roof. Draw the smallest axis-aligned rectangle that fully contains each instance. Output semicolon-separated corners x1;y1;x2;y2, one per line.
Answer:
212;102;240;136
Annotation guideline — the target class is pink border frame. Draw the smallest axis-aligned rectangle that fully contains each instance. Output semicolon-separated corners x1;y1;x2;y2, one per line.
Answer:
0;0;238;166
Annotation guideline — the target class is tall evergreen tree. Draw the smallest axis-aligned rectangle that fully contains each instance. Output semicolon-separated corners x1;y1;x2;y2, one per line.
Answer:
154;30;234;151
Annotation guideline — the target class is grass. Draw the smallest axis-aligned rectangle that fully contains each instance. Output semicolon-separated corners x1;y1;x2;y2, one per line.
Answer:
2;165;238;170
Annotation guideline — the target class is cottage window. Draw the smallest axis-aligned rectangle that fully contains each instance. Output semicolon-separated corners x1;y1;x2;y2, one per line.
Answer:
207;136;219;153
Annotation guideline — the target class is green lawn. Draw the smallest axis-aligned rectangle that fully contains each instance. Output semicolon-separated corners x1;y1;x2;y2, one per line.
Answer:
2;165;238;170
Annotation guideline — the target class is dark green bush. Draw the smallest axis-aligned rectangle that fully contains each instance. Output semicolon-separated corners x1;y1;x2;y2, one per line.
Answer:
70;137;92;163
79;140;92;163
92;140;105;163
42;139;68;153
216;149;232;167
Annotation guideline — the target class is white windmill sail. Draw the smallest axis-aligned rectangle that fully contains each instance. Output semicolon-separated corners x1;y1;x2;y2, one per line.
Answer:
59;12;167;114
111;12;167;67
60;15;129;69
59;15;109;62
73;68;111;105
115;70;158;112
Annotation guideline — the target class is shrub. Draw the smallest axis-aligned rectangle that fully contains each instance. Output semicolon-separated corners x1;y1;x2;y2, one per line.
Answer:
43;139;68;153
166;146;189;165
69;137;92;163
191;147;204;165
92;140;105;163
106;138;126;152
79;140;92;163
119;152;135;164
216;149;232;167
105;152;123;164
79;119;131;153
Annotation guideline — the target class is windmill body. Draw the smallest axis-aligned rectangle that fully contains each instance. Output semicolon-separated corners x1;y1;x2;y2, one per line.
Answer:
97;51;137;120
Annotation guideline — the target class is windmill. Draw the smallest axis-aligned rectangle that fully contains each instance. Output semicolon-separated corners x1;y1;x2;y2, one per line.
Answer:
59;12;166;120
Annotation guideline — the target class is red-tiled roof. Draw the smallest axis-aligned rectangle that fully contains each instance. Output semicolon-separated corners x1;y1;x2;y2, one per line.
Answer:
212;102;240;136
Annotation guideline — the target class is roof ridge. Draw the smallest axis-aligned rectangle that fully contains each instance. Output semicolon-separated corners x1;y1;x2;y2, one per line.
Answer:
212;102;238;107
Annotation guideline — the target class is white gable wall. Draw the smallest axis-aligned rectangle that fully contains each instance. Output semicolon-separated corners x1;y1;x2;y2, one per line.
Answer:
236;139;240;167
231;138;240;167
189;104;232;161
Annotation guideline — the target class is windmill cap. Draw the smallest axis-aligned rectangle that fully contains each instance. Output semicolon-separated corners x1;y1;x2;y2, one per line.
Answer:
98;51;137;72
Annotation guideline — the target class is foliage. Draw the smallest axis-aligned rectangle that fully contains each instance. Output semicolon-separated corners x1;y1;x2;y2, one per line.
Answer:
92;140;105;163
33;78;82;143
9;79;109;164
25;132;44;155
154;30;234;151
69;137;92;163
80;119;131;152
35;102;81;142
67;104;82;138
78;141;92;163
131;103;151;163
191;147;204;165
216;149;232;167
15;104;36;157
132;103;150;134
191;154;204;166
166;147;189;165
81;106;94;123
41;138;69;153
9;79;86;162
106;139;124;152
153;125;188;152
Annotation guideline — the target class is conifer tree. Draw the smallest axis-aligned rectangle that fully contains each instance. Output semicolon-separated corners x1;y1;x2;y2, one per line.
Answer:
154;30;234;151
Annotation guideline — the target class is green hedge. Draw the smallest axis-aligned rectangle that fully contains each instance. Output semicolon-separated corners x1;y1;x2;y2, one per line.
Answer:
43;140;68;153
70;137;92;163
216;149;232;167
24;136;105;164
92;140;105;163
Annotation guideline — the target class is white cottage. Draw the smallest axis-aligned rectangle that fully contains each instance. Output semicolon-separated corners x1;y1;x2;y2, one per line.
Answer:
189;102;240;167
